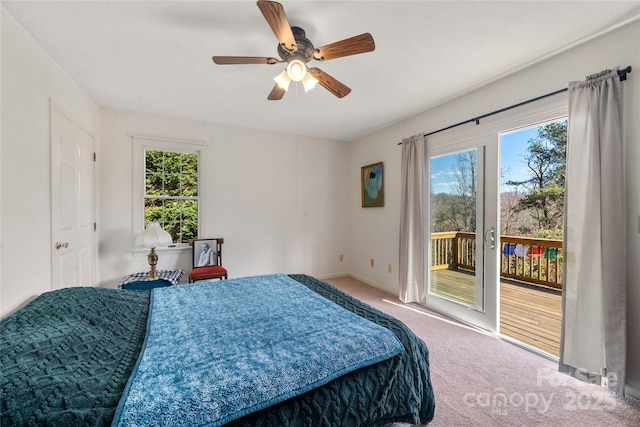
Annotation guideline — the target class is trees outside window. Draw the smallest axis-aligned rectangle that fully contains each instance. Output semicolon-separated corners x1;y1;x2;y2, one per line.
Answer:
504;120;567;239
144;149;199;243
430;119;567;239
430;150;477;233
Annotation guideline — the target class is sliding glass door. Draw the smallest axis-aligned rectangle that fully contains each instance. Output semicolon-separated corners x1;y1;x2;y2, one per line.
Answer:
424;135;499;332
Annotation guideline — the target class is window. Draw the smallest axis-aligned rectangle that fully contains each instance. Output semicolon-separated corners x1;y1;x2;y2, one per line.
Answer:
132;136;206;245
144;149;199;243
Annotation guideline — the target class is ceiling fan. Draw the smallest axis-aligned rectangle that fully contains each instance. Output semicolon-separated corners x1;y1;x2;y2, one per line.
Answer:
212;0;375;100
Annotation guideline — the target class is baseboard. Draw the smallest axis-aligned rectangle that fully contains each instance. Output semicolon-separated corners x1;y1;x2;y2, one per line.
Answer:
347;273;397;295
626;382;640;399
315;272;350;280
313;272;396;296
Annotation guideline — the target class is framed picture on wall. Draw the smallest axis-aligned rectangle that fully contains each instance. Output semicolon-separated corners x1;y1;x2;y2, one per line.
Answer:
361;162;384;207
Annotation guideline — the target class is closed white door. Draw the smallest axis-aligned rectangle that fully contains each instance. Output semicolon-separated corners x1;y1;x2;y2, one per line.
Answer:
51;103;96;289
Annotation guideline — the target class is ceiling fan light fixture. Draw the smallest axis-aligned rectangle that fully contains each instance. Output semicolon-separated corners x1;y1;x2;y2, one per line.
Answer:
287;59;306;81
212;2;375;100
274;70;291;90
302;72;318;92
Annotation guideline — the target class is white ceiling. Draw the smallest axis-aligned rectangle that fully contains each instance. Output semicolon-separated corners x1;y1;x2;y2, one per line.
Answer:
3;1;639;141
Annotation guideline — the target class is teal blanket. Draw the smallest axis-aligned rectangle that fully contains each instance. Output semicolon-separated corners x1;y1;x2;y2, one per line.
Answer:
112;274;404;427
1;275;435;426
0;287;149;426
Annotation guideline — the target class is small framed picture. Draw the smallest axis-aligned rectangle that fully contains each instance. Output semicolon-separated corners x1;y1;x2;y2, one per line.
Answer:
193;239;218;267
361;162;384;207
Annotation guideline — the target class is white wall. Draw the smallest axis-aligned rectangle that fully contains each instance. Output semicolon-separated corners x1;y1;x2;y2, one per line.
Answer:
1;2;351;312
99;108;350;287
0;8;101;316
349;20;640;393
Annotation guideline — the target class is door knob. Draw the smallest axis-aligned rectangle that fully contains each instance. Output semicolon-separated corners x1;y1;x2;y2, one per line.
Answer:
55;241;69;250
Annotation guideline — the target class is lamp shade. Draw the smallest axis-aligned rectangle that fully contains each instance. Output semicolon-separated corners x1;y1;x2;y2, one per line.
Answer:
135;222;172;248
302;72;318;92
286;59;306;81
273;70;291;91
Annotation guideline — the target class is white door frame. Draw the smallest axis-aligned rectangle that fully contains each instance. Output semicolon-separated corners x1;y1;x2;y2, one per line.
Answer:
423;135;500;332
50;100;97;289
421;94;568;333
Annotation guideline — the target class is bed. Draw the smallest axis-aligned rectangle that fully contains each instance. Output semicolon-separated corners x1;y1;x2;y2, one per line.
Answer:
1;274;435;426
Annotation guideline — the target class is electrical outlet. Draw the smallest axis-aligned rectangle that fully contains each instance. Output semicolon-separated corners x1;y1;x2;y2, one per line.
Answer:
370;259;374;267
339;254;344;262
388;264;392;273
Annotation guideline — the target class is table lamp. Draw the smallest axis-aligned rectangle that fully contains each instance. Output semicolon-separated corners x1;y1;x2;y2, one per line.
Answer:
135;222;172;279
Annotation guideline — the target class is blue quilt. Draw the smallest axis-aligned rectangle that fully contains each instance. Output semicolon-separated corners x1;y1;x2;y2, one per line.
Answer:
112;274;404;427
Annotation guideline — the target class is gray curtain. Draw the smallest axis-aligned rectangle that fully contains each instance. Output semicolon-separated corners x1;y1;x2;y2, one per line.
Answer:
399;134;426;303
560;67;626;397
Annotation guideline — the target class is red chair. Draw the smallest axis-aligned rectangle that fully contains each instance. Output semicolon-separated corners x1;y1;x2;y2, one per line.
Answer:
188;238;228;283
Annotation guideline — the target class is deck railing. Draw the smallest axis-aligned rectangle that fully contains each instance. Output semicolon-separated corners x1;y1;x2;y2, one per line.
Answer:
430;232;563;289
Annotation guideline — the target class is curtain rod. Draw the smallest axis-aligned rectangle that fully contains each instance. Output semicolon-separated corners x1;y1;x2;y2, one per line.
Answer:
397;65;632;144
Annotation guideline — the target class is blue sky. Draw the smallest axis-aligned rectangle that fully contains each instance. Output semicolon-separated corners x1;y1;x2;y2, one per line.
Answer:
500;126;538;190
430;126;538;194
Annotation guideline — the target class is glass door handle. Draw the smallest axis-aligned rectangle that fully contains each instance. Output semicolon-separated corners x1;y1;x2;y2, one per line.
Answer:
484;227;496;249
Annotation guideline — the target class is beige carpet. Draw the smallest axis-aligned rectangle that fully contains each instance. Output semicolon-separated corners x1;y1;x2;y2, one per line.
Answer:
323;276;640;427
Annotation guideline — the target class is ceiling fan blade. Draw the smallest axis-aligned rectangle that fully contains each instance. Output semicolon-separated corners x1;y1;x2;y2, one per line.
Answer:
308;68;351;98
212;56;280;65
257;1;297;52
312;33;375;61
267;83;286;100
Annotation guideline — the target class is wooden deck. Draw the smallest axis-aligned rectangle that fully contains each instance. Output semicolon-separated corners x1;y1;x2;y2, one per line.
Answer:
431;269;562;357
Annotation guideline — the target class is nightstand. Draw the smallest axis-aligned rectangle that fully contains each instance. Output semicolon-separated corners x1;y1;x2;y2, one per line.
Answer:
119;269;185;290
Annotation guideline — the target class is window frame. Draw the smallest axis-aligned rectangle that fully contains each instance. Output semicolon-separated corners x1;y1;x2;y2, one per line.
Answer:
420;92;568;333
132;135;207;250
